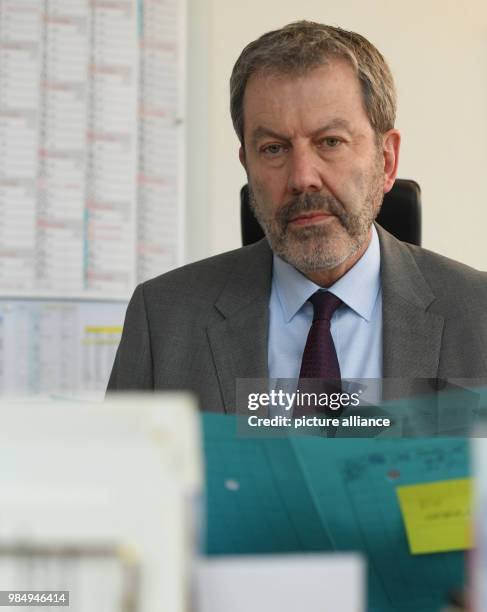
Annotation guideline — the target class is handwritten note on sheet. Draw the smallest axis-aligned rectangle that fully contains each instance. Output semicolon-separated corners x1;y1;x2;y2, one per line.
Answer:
396;478;472;554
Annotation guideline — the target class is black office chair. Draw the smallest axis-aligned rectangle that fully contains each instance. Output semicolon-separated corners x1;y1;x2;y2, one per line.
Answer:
241;178;422;247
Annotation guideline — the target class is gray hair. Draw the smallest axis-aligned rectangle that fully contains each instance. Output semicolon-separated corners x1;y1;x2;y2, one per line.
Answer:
230;21;397;144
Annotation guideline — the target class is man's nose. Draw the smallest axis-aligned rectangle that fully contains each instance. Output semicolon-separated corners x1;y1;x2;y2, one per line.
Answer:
287;147;324;195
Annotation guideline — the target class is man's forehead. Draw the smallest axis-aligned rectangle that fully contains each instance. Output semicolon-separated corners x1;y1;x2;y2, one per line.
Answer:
246;62;330;97
242;61;369;139
246;54;355;85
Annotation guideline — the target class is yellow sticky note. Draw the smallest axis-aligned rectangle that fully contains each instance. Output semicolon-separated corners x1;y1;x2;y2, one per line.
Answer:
396;478;472;555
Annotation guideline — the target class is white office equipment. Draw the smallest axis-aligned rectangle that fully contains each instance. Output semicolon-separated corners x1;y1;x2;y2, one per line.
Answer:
0;394;202;612
473;434;487;611
195;554;365;612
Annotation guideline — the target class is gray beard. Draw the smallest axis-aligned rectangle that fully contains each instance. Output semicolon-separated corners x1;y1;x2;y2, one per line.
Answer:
248;183;383;273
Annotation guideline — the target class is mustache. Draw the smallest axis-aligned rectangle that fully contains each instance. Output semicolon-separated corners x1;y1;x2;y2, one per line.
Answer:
276;193;346;227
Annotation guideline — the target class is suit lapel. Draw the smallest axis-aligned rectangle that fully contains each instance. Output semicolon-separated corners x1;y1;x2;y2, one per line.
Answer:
377;225;444;398
207;239;272;412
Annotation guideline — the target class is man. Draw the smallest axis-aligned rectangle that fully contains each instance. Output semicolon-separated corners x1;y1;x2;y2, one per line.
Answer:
108;21;487;410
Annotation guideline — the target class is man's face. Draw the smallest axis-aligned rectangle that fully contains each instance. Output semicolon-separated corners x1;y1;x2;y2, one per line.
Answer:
239;58;397;274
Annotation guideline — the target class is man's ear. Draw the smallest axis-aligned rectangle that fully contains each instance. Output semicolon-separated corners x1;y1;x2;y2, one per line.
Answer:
239;145;247;171
382;129;401;194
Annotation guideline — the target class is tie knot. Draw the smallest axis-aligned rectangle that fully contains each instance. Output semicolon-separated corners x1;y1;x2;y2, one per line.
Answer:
309;291;342;322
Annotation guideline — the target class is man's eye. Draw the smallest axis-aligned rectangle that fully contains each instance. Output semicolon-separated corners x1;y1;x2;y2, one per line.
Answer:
262;144;284;156
322;137;341;148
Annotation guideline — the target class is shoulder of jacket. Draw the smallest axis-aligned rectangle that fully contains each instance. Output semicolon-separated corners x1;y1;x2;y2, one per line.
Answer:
404;241;487;292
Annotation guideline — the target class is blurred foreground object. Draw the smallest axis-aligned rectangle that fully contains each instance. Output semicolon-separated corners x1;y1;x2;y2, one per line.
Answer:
195;554;365;612
473;434;487;611
0;394;202;612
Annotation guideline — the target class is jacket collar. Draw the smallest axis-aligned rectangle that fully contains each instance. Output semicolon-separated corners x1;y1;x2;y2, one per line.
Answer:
207;239;272;412
376;224;444;398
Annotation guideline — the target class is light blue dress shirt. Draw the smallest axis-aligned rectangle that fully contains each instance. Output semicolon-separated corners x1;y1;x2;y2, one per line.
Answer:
268;225;382;387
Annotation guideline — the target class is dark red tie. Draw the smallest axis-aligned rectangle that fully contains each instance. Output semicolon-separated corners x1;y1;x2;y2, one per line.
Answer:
299;291;342;380
295;291;343;418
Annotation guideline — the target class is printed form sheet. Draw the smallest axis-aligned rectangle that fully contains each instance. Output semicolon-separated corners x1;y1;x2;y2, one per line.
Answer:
0;0;185;298
0;299;127;398
0;0;185;395
137;0;185;282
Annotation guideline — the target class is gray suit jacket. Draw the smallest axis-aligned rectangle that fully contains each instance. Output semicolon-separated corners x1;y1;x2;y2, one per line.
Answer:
107;225;487;410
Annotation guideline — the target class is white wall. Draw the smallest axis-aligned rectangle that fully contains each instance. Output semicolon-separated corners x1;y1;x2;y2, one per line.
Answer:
187;0;487;269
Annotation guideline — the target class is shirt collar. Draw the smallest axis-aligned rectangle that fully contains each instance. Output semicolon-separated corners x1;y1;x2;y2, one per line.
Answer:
272;225;381;322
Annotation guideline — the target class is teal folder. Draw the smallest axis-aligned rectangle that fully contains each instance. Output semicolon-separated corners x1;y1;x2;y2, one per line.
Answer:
202;413;468;612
